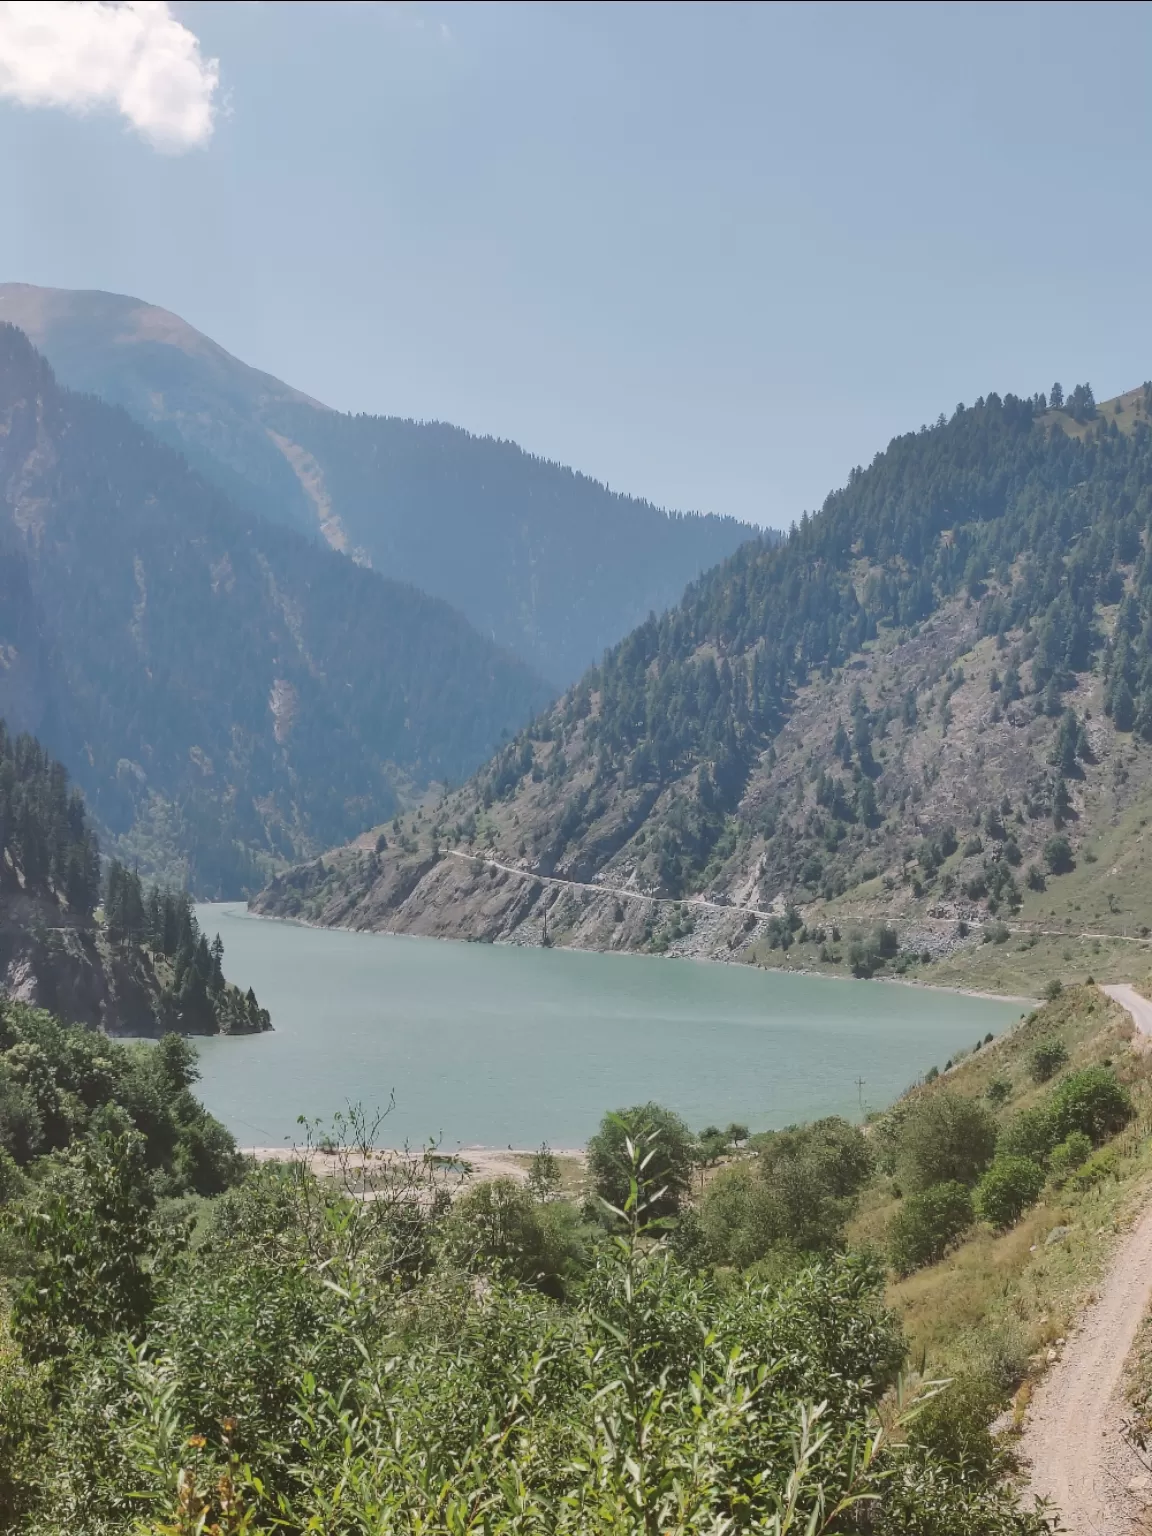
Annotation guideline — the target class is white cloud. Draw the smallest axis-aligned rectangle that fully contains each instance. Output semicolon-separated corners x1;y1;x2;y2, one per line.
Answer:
0;1;219;152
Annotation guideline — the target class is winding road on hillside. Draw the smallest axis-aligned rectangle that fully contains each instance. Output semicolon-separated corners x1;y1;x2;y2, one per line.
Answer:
446;849;1152;949
1019;985;1152;1533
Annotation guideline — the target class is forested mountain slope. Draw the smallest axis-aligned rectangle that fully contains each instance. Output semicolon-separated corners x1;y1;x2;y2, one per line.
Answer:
0;723;265;1034
257;381;1152;991
0;283;759;686
0;325;550;894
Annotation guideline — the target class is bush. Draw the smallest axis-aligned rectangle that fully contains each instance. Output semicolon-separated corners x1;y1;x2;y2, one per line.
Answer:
703;1117;872;1266
1071;1145;1120;1189
974;1156;1045;1229
985;1078;1011;1106
442;1178;585;1299
1029;1037;1069;1083
888;1181;974;1275
1048;1131;1092;1184
998;1068;1128;1168
587;1102;695;1219
1043;978;1063;1001
894;1092;999;1193
905;1369;1005;1479
1044;835;1075;875
1052;1066;1132;1139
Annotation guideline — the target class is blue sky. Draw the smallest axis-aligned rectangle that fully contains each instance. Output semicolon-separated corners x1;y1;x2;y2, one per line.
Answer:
4;1;1152;527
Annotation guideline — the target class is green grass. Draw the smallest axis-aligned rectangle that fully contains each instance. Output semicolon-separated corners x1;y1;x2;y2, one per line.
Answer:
846;984;1152;1385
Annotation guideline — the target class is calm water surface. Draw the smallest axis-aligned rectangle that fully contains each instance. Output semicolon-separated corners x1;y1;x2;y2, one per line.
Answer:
192;903;1024;1150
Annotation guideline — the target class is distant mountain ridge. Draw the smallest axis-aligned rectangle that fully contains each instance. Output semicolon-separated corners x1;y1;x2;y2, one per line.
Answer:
0;283;760;686
0;324;551;894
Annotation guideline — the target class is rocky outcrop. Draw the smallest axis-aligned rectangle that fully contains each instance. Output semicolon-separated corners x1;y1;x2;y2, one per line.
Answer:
0;891;168;1035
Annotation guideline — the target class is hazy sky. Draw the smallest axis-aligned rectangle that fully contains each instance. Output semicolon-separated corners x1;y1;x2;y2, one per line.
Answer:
4;1;1152;527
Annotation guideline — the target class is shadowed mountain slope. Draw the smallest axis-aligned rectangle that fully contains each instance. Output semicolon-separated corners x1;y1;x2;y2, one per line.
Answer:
0;283;759;685
0;324;551;894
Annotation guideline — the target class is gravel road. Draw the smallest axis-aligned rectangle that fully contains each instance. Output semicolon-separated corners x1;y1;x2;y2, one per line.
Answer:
1019;985;1152;1532
1104;983;1152;1037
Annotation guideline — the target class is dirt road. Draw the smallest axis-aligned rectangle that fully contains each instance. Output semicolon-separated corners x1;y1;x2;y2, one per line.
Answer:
1104;983;1152;1036
1019;984;1152;1532
1020;1201;1152;1532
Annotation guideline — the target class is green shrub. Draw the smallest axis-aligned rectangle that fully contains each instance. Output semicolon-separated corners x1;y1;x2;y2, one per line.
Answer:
1044;835;1075;875
888;1181;974;1275
1029;1037;1069;1083
1047;1131;1092;1184
974;1156;1045;1229
702;1117;871;1266
1049;1066;1132;1144
905;1369;1005;1479
1001;1066;1132;1163
984;1078;1011;1106
442;1177;586;1299
587;1102;695;1219
1043;978;1063;1001
895;1092;999;1193
1071;1145;1120;1189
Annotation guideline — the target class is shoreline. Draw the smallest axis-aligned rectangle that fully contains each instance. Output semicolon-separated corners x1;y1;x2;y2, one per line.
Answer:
220;902;1036;1008
244;1143;587;1186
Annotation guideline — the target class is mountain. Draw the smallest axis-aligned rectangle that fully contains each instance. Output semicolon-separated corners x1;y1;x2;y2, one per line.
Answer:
255;380;1152;993
0;283;759;687
0;324;551;893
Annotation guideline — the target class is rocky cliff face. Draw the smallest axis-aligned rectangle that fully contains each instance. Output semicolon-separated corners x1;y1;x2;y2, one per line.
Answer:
0;892;169;1036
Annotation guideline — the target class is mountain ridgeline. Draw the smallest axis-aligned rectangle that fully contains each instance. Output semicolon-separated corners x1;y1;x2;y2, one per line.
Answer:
0;283;759;687
0;324;551;893
257;381;1152;982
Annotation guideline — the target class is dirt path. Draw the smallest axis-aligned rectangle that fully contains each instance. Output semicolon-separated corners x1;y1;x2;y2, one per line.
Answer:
1019;984;1152;1532
1104;983;1152;1036
1019;1201;1152;1532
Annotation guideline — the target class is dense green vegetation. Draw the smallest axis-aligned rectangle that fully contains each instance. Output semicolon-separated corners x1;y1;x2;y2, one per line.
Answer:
104;862;271;1035
0;722;100;915
0;1001;1080;1534
0;717;267;1035
0;322;552;894
2;283;757;688
0;715;268;1032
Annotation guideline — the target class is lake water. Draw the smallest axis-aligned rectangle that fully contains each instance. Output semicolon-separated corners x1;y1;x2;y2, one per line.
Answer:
192;903;1025;1151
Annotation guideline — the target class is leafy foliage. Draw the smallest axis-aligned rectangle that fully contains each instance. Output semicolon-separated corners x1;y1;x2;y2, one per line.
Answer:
1000;1066;1133;1162
889;1092;999;1193
586;1102;696;1219
888;1181;975;1275
0;1101;1050;1535
0;1001;243;1193
974;1156;1046;1230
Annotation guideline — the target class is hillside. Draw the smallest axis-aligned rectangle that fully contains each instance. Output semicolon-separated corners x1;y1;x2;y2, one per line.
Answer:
255;380;1152;993
0;723;265;1035
0;283;759;687
0;325;551;894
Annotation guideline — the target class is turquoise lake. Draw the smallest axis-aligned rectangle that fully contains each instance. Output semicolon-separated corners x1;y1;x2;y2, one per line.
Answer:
192;903;1025;1151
